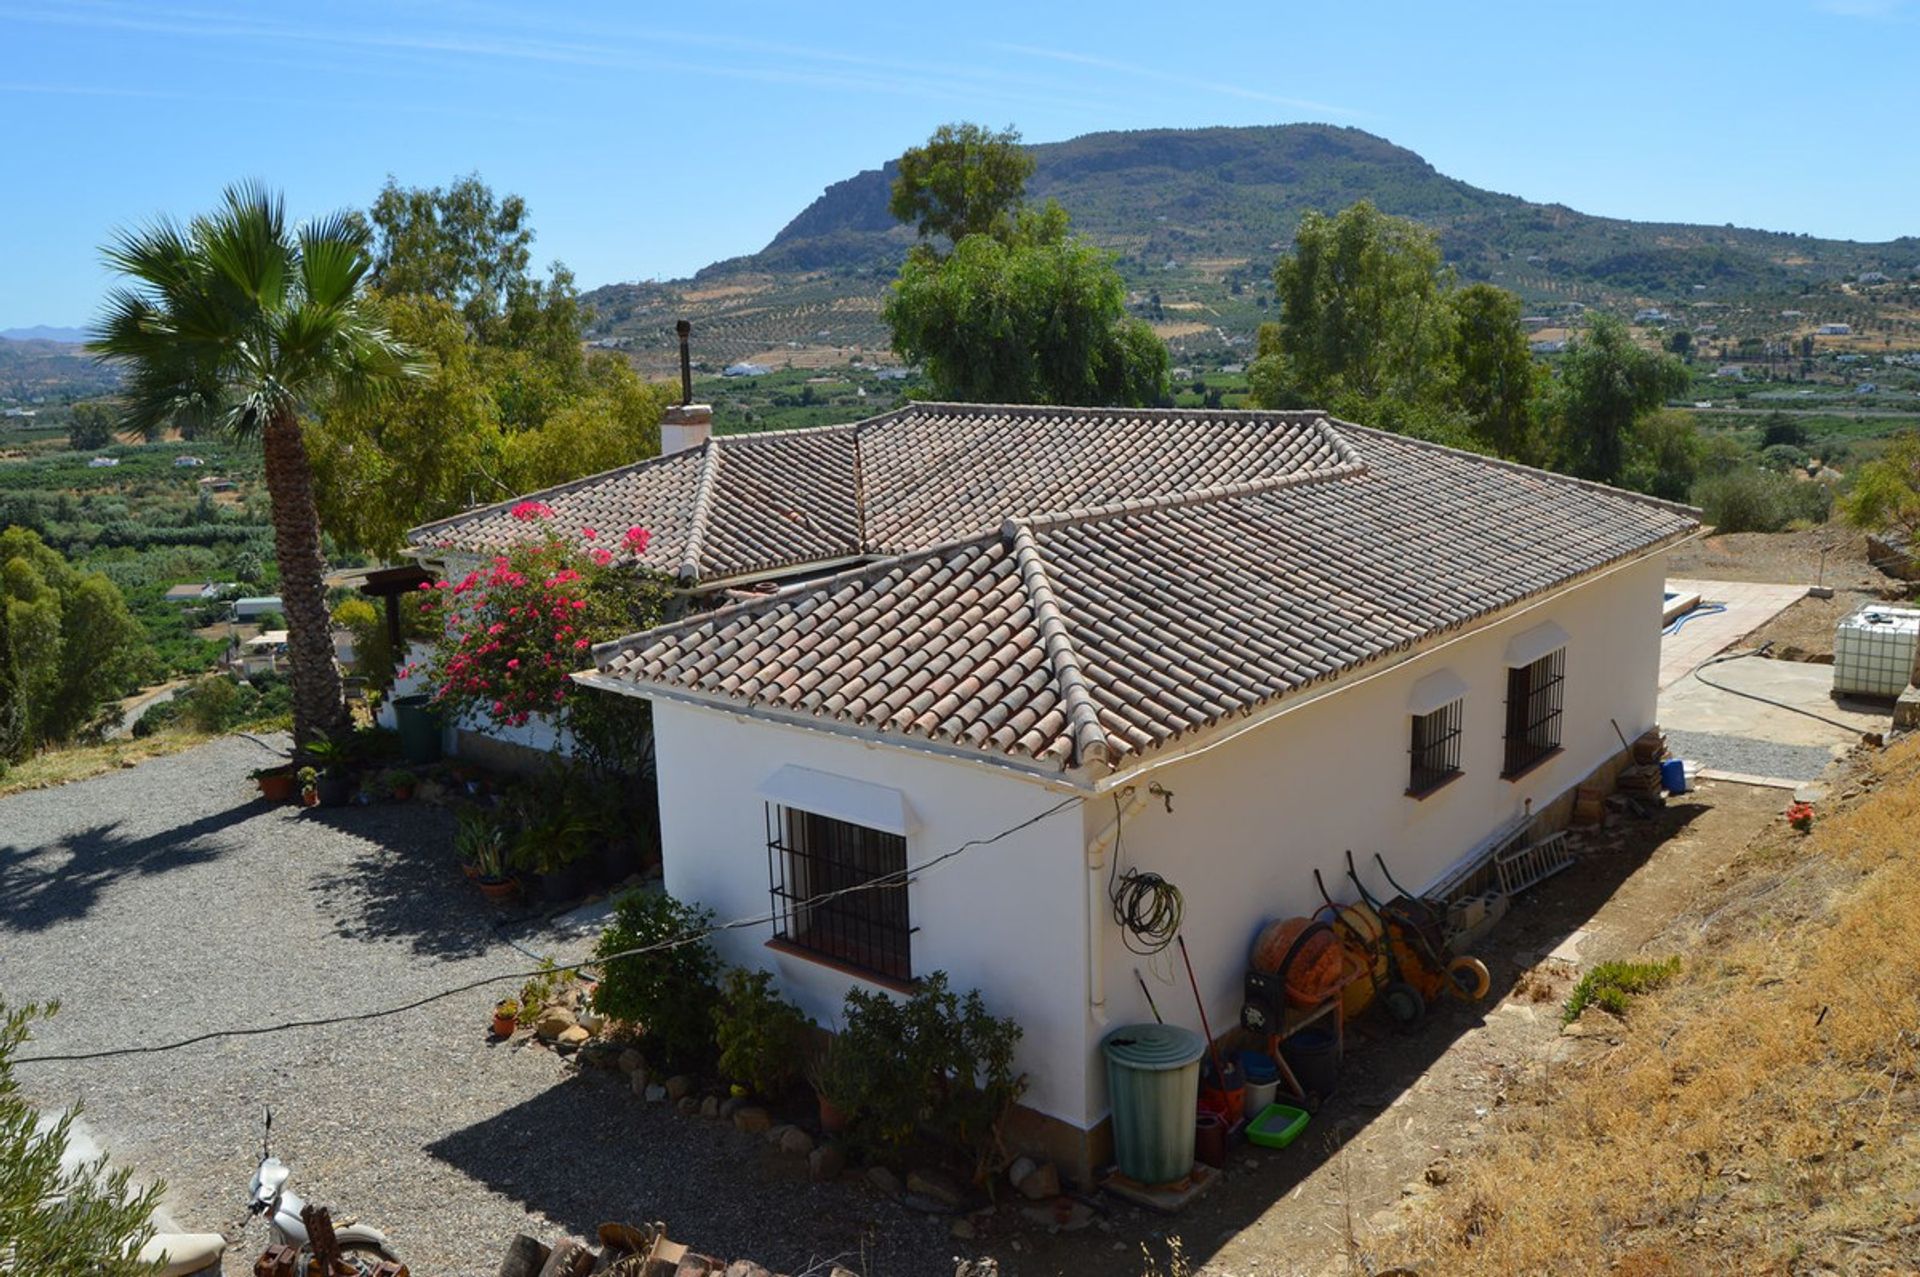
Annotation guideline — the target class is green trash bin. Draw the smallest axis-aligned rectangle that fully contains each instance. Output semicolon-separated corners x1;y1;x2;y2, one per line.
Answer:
1103;1022;1204;1185
392;694;443;764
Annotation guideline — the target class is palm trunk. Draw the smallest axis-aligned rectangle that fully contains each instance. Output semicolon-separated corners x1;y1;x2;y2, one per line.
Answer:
262;407;346;750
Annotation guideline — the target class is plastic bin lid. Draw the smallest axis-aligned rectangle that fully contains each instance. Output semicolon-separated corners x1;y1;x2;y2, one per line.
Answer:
1102;1023;1205;1070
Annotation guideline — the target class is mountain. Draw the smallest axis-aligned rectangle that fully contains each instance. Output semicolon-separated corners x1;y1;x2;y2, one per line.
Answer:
583;124;1919;374
0;336;118;403
2;325;89;344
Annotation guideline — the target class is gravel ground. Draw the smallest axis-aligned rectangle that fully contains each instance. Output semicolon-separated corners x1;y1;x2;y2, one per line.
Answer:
0;736;955;1275
1664;727;1841;782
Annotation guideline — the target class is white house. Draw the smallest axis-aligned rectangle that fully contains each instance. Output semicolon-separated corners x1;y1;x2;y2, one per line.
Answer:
409;402;1698;1179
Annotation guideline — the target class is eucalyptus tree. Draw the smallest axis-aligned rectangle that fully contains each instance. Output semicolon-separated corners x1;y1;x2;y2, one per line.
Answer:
92;183;416;747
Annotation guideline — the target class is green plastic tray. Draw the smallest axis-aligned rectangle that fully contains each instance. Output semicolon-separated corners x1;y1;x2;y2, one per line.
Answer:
1244;1102;1311;1149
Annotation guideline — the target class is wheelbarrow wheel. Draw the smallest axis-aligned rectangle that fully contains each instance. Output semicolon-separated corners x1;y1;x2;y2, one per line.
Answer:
1380;980;1425;1024
1447;955;1492;1001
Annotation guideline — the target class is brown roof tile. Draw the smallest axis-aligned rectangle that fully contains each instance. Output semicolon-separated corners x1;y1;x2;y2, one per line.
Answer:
581;412;1700;774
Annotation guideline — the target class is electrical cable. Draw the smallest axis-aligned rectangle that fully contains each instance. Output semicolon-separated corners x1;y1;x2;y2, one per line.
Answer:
1106;792;1182;955
1690;646;1877;736
14;794;1084;1066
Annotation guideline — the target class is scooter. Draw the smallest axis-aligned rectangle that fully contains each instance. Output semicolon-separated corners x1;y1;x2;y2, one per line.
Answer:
247;1110;398;1271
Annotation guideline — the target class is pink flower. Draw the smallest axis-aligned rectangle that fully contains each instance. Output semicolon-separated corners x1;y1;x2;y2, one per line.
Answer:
506;658;519;670
492;700;505;715
590;548;612;566
510;500;554;522
574;638;590;650
581;527;598;540
623;526;651;552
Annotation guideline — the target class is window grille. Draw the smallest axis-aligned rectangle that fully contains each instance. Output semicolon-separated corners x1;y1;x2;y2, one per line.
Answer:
766;804;912;982
1503;648;1566;777
1409;697;1465;794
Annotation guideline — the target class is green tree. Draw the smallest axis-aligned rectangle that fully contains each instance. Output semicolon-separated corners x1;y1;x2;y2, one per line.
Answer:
1;528;147;748
1621;408;1703;503
888;123;1034;249
92;183;417;749
1760;410;1808;449
0;589;23;769
1450;282;1545;462
884;127;1166;406
1553;314;1691;484
1841;431;1920;545
0;1001;163;1274
1249;202;1458;424
67;401;115;451
314;177;672;554
886;222;1168;406
1667;329;1693;360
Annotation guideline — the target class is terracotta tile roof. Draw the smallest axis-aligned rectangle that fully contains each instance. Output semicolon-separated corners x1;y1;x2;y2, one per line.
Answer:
406;403;1349;583
580;414;1700;774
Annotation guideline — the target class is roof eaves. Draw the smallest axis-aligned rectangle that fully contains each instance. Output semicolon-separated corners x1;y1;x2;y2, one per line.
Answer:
1006;520;1111;768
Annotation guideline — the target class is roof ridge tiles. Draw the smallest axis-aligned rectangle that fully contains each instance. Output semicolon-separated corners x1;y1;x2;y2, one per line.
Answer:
675;442;723;585
1009;454;1369;535
1008;522;1112;767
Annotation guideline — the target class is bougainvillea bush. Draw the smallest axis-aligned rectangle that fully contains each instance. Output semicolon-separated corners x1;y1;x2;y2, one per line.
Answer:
411;518;671;755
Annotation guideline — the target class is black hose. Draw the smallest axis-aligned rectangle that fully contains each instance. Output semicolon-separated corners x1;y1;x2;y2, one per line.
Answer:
1691;647;1880;737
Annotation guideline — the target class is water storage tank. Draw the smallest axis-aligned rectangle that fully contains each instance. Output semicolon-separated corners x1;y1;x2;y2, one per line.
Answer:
1833;606;1920;698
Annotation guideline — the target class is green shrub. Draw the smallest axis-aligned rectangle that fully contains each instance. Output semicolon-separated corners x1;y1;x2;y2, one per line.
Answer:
835;972;1026;1182
1693;466;1831;533
591;891;720;1072
713;968;809;1097
1564;956;1681;1024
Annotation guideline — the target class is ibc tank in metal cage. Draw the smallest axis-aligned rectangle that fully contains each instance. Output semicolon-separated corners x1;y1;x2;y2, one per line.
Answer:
1833;606;1920;699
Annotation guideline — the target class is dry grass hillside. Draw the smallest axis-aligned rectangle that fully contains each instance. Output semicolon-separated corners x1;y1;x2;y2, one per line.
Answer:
1381;739;1920;1274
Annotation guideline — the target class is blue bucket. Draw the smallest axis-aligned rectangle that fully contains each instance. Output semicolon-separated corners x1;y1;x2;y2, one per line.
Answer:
1661;758;1687;794
1240;1051;1280;1085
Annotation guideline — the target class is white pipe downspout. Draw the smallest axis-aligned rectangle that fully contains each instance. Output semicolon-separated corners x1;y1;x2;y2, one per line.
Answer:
1086;787;1148;1027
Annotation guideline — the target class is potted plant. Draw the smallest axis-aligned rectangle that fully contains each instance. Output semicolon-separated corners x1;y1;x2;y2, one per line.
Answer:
464;815;516;902
454;808;496;881
297;766;319;807
303;732;355;808
492;998;519;1038
805;1033;857;1135
387;769;418;801
508;787;593;902
252;763;298;803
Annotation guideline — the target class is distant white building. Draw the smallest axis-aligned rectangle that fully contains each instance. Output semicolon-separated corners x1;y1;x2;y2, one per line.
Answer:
1634;308;1669;324
233;596;284;621
87;456;119;468
722;362;770;378
1530;339;1568;355
174;455;205;467
1714;365;1746;380
1818;323;1853;336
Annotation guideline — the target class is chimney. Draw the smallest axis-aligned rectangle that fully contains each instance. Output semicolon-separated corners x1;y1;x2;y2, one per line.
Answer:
661;318;711;455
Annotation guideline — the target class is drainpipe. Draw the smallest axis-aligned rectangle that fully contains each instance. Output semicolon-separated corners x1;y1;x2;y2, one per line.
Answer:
1086;787;1148;1028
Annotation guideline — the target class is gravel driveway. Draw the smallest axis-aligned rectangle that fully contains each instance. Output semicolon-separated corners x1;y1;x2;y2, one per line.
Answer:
0;736;953;1275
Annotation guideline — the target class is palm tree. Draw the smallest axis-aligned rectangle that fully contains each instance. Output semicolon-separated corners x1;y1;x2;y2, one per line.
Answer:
91;183;416;749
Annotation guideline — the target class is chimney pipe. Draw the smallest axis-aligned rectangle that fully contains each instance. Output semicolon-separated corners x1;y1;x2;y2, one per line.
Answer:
661;318;711;456
676;319;692;406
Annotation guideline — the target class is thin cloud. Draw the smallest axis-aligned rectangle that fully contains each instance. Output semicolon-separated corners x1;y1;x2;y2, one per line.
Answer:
989;42;1361;119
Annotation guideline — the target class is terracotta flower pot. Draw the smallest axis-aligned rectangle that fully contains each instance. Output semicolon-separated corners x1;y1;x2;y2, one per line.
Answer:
818;1092;850;1135
391;784;414;802
491;1011;517;1038
300;789;320;808
256;772;297;803
478;877;518;903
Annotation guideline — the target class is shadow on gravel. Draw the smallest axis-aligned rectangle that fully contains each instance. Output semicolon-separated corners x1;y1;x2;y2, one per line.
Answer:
301;803;499;960
425;1069;884;1274
0;804;256;932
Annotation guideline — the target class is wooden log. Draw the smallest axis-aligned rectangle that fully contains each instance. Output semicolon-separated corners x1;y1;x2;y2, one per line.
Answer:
536;1239;594;1277
497;1235;551;1277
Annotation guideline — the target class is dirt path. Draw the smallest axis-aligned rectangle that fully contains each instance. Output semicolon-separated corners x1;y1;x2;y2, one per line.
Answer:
987;783;1783;1277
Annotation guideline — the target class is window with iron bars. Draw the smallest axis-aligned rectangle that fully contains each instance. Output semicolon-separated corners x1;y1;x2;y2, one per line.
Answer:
766;804;913;983
1502;648;1566;778
1408;697;1465;795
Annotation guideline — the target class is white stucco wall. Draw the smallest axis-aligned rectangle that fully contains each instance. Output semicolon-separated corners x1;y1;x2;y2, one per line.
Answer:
641;552;1668;1135
1080;553;1667;1125
648;699;1092;1124
379;640;575;756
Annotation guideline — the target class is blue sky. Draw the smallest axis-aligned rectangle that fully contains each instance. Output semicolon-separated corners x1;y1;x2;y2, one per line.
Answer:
2;0;1915;329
